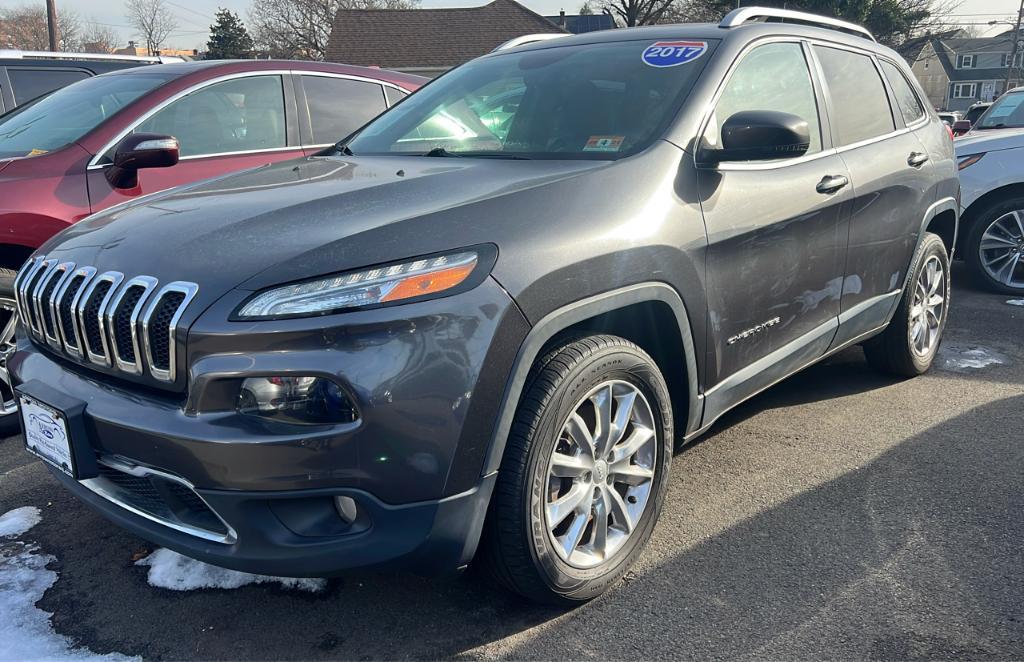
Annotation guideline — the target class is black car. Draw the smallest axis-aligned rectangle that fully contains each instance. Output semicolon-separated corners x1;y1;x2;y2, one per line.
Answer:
11;7;959;604
0;50;180;113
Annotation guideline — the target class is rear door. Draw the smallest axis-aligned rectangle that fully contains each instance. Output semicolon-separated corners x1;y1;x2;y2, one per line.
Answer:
811;44;934;346
698;40;852;422
295;73;390;154
87;73;304;211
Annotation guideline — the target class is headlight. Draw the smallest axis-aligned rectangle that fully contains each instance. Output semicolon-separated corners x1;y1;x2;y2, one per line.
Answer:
958;153;985;170
236;249;488;319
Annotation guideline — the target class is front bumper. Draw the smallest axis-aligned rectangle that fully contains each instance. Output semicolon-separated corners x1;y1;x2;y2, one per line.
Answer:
10;276;529;575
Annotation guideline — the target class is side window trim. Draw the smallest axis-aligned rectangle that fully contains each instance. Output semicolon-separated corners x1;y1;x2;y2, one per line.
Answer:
89;70;295;169
695;37;833;171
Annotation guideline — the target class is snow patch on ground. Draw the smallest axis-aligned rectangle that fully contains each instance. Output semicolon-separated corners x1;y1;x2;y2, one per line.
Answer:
136;548;326;592
0;508;135;661
938;344;1006;371
0;506;42;538
1007;299;1024;307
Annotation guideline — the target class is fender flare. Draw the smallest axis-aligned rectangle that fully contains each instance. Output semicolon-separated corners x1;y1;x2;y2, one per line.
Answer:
885;196;959;322
481;282;702;477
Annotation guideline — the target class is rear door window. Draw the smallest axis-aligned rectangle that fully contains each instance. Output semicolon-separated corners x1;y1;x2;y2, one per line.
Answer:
384;86;407;107
301;75;387;145
879;59;925;125
813;46;895;145
9;68;90;105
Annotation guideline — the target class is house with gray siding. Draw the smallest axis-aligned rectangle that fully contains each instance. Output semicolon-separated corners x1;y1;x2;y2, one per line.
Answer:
909;33;1022;111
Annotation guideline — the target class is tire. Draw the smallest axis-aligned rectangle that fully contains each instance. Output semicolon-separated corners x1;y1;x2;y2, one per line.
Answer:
0;267;19;437
477;334;673;605
964;196;1024;294
863;232;950;377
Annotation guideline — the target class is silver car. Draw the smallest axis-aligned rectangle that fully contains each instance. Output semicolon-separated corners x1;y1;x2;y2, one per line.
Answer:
955;88;1024;294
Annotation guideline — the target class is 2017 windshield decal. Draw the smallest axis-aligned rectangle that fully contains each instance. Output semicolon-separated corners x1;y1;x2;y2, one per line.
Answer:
642;41;708;68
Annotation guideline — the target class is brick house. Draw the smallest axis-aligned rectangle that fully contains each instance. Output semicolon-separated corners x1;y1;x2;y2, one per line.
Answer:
326;0;567;78
909;32;1023;112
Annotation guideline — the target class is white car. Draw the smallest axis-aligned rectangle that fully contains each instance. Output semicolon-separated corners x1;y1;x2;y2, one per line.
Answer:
955;88;1024;294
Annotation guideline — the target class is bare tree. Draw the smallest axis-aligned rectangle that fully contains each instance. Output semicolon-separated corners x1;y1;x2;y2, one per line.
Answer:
599;0;677;26
80;22;122;53
125;0;178;55
0;4;82;51
248;0;419;60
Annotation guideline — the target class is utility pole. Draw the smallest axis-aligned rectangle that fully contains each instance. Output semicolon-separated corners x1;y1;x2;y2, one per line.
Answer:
1005;0;1024;95
45;0;59;51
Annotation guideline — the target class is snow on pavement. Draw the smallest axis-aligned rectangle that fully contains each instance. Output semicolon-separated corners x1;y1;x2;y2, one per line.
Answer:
1007;299;1024;307
938;344;1006;371
136;548;326;592
0;507;135;661
0;506;42;538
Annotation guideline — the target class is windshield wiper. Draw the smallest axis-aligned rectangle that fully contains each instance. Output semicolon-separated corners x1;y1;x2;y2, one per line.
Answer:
422;147;531;160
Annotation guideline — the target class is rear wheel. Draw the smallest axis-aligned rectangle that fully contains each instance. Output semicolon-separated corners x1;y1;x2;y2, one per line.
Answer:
478;335;672;605
965;197;1024;294
864;232;950;376
0;267;19;436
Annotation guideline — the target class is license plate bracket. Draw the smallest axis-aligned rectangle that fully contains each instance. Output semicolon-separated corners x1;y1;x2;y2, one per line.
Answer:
16;380;97;480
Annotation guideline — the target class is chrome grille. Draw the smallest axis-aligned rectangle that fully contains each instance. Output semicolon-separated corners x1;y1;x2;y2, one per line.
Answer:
14;257;198;383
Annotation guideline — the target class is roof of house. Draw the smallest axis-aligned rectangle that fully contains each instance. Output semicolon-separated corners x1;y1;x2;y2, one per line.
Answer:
325;0;566;70
543;13;615;34
939;35;1017;54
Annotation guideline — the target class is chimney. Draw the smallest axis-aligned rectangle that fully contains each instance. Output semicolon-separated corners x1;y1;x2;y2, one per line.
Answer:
559;10;566;28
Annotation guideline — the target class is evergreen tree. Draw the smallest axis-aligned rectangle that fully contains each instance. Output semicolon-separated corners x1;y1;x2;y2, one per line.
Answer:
205;8;254;60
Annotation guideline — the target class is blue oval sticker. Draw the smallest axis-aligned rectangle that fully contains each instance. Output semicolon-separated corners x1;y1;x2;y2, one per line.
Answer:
642;40;708;68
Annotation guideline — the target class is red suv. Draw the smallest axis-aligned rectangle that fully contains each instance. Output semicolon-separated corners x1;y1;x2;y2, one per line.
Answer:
0;59;423;425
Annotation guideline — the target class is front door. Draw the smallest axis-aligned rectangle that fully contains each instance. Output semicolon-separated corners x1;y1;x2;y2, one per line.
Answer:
810;46;935;346
698;41;851;422
87;74;305;212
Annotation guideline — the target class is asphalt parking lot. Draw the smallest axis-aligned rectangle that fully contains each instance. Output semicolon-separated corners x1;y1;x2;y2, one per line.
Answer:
1;264;1022;661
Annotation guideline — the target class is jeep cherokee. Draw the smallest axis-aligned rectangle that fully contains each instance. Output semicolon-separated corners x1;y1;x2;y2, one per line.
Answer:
11;7;959;604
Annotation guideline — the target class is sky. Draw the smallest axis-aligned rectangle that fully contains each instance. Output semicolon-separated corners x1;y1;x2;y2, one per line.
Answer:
3;0;1022;51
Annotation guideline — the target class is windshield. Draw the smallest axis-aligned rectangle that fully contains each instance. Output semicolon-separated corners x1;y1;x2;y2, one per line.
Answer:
976;92;1024;129
0;72;174;159
347;38;717;159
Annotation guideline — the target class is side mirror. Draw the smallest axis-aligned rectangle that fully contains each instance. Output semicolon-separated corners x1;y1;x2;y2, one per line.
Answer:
699;110;810;165
106;133;179;189
951;119;972;136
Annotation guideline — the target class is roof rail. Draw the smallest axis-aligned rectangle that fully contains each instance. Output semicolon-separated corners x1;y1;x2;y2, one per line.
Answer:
0;49;185;64
492;33;567;52
720;6;876;42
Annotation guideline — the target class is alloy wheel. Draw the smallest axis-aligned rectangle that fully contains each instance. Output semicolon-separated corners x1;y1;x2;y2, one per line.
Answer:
0;296;17;416
543;380;657;569
979;210;1024;289
909;255;945;357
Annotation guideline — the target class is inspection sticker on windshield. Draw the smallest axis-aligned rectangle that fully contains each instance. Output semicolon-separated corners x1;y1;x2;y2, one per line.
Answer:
642;40;708;67
583;136;625;152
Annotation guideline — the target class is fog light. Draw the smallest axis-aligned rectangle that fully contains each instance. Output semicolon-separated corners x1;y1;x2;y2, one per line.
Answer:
334;496;358;523
237;376;357;425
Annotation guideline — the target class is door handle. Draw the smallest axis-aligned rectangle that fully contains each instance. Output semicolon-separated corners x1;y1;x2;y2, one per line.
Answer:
816;174;849;194
908;152;930;168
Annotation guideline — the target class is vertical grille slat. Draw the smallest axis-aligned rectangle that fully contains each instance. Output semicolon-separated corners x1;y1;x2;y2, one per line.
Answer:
15;257;197;385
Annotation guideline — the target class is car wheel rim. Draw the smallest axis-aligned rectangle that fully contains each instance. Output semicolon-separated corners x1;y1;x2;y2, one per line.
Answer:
542;380;657;569
0;296;17;416
979;210;1024;288
909;256;945;357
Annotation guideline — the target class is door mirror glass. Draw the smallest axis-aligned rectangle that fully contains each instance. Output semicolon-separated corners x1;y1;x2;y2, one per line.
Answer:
106;132;179;189
702;110;810;164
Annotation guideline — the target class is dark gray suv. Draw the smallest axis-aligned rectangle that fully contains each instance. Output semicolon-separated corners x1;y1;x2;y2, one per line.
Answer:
11;7;958;604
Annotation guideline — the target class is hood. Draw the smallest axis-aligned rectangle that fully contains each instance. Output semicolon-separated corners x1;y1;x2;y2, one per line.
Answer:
40;154;606;307
954;127;1024;155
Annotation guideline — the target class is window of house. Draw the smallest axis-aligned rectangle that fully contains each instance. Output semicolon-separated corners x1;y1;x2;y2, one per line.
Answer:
1002;52;1024;68
953;83;977;99
704;42;822;157
957;54;976;69
813;46;895;146
133;75;287;158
